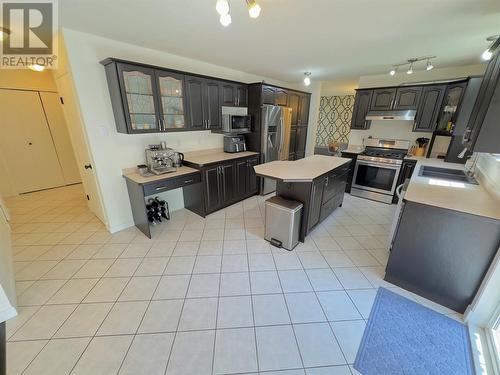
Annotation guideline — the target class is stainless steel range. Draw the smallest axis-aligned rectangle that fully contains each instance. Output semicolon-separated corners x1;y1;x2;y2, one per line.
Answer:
351;138;411;203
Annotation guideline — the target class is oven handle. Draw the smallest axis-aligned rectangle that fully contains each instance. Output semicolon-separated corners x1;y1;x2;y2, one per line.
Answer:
356;160;402;170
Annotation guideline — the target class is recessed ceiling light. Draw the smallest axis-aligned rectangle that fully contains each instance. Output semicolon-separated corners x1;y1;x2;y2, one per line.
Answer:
426;60;434;71
247;0;261;18
29;64;45;72
389;68;396;76
220;13;232;27
216;0;230;15
303;72;311;86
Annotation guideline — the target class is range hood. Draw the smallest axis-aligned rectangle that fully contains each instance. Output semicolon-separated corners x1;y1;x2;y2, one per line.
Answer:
365;110;416;121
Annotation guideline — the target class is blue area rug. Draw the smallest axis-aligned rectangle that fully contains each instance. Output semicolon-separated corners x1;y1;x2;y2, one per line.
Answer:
354;288;473;375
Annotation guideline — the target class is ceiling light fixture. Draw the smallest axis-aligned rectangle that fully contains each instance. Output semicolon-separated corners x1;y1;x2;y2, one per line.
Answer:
482;35;499;61
246;0;261;18
0;27;10;41
407;63;414;75
29;64;45;72
220;13;232;27
216;0;262;26
216;0;230;15
389;56;436;76
303;72;311;86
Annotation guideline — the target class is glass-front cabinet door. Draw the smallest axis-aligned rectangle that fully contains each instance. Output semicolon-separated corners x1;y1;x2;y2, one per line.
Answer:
155;70;187;130
117;63;160;133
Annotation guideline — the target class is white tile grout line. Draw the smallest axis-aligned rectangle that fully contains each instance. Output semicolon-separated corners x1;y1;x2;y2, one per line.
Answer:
6;188;449;375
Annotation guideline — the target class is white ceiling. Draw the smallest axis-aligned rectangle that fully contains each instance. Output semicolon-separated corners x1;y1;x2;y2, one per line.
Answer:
59;0;500;83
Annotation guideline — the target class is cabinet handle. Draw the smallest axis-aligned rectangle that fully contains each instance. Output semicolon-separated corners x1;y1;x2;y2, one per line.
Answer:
155;186;167;191
208;119;211;127
325;177;329;187
158;119;162;131
184;179;194;184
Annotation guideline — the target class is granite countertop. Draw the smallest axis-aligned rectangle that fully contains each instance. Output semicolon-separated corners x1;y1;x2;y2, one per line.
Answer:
183;149;259;167
122;166;200;184
254;155;351;182
404;158;500;220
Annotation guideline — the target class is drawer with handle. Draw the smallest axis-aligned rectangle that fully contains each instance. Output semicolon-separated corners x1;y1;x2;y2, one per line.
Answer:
143;172;201;196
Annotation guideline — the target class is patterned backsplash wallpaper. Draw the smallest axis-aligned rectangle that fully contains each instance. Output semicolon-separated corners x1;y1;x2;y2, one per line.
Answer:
315;95;354;146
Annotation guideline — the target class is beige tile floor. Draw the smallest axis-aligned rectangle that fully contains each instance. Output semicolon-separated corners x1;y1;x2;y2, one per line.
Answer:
5;184;461;375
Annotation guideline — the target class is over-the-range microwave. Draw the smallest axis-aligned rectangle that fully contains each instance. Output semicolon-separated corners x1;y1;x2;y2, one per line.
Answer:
222;114;251;134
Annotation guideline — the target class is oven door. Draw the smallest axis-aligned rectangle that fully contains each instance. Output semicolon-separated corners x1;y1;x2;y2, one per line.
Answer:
352;160;401;196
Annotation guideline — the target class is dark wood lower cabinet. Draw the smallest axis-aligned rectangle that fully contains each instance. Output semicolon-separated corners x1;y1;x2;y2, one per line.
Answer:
185;155;260;216
204;165;222;212
276;161;351;241
340;151;358;193
392;159;417;203
386;201;500;313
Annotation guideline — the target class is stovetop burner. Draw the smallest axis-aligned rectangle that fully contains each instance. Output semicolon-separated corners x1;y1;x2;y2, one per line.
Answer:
362;148;407;159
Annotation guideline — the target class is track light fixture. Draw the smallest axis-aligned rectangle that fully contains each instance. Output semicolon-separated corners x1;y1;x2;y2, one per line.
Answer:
482;35;499;61
389;56;436;76
246;0;261;18
216;0;261;26
303;72;311;86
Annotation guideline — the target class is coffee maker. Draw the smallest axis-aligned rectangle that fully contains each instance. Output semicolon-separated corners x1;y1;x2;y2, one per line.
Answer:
223;135;247;153
145;145;184;175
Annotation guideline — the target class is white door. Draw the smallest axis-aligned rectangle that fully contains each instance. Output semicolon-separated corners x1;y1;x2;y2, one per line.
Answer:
39;91;81;185
54;72;107;225
0;89;65;193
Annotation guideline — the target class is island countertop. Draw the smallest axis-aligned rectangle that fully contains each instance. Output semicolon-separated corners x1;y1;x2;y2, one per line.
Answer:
254;155;351;182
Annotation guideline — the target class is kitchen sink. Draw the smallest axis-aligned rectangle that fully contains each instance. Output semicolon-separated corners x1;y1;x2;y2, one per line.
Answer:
418;166;479;184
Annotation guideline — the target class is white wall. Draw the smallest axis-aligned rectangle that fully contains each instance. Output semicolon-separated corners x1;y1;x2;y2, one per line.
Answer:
61;28;318;232
347;63;487;147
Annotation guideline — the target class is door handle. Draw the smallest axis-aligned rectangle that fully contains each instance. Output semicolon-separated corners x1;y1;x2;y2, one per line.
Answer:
84;164;92;170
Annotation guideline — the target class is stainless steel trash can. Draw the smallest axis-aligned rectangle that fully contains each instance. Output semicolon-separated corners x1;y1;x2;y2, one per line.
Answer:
265;196;303;251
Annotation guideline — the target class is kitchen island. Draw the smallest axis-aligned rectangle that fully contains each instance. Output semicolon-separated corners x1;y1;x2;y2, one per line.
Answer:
254;155;351;241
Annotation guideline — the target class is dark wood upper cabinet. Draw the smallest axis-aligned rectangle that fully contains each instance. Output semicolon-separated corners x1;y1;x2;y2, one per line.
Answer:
351;90;373;129
262;86;275;104
298;94;310;126
115;63;161;134
221;83;248;107
236;84;248;107
393;86;422;110
274;88;288;106
435;82;467;132
287;92;300;126
101;58;250;134
414;85;446;132
221;83;236;106
370;88;397;110
463;39;500;153
204;80;222;130
185;76;206;130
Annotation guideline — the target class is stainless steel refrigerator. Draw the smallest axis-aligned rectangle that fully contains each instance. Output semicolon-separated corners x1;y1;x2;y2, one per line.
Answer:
260;105;292;195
